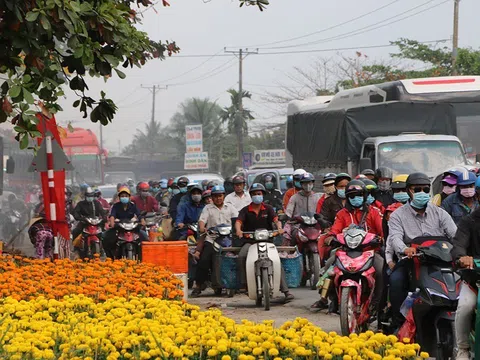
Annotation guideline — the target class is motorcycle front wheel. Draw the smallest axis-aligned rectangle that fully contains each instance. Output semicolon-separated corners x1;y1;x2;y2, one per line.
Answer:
340;287;357;335
262;268;270;311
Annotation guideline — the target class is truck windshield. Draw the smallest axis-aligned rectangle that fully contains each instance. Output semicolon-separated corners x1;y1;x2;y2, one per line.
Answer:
377;141;466;175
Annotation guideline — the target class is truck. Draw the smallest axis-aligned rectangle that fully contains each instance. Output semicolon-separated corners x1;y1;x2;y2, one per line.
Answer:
286;86;469;181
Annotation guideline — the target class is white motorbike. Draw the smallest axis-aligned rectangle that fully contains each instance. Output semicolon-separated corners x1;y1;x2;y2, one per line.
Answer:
244;229;281;311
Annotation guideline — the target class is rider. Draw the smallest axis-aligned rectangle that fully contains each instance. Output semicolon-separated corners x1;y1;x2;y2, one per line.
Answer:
191;185;237;297
28;206;54;260
286;175;293;190
94;188;110;212
103;186;147;259
381;174;409;238
451;205;480;360
261;174;283;212
441;170;479;224
202;190;212;205
169;177;189;221
72;187;106;243
320;173;352;225
360;178;383;215
432;170;459;207
374;167;395;208
386;172;457;329
224;176;251;214
132;182;159;213
176;185;205;240
150;180;161;197
235;183;294;302
282;169;306;211
316;173;336;214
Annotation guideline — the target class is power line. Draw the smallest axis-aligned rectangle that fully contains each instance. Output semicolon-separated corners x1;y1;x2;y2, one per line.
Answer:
167;58;237;87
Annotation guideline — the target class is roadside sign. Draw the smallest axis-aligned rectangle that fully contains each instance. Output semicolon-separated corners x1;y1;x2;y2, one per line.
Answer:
242;152;253;169
253;149;286;167
185;125;203;153
184;152;209;170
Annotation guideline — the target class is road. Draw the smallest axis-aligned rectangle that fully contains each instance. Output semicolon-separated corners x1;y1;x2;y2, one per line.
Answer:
189;287;341;333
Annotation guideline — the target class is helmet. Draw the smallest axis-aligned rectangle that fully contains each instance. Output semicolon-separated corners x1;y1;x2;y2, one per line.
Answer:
391;174;408;189
475;176;480;189
211;185;226;195
160;179;168;188
138;182;150;191
300;172;315;183
456;170;477;186
232;175;245;184
207;180;219;189
126;178;134;185
406;172;430;187
249;183;266;194
444;168;462;178
84;187;95;197
202;190;212;199
167;178;175;187
375;167;393;180
293;169;307;181
80;183;89;190
177;177;189;187
190;184;203;193
187;182;197;189
202;179;210;189
361;169;375;177
94;188;101;197
441;175;457;186
355;174;367;179
287;175;293;184
65;186;72;196
263;174;274;183
335;173;352;185
322;173;336;185
345;180;367;198
118;186;131;196
360;178;377;192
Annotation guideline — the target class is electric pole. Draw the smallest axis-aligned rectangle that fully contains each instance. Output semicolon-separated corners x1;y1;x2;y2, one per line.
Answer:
141;84;168;123
452;0;460;75
224;48;258;168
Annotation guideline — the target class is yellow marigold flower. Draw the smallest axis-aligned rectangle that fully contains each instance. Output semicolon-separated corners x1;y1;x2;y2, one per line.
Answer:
268;348;279;356
420;352;429;358
221;356;231;360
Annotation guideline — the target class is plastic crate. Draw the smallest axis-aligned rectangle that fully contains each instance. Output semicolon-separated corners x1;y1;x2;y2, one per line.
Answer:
142;241;188;273
217;253;239;289
281;253;303;288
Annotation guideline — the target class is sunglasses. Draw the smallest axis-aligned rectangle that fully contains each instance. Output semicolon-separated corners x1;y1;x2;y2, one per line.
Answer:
347;193;362;199
411;186;430;193
392;188;406;193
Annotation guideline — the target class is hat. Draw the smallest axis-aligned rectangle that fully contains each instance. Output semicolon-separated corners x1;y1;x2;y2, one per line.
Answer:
118;186;131;196
441;175;457;185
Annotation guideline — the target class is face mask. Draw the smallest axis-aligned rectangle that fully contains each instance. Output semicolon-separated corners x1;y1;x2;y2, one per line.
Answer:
152;187;160;192
180;187;187;194
366;194;375;205
252;195;263;204
324;185;335;195
411;192;430;209
337;189;346;199
86;196;94;202
191;194;202;203
348;196;364;208
393;192;409;204
168;188;173;193
265;182;274;190
172;189;180;195
141;191;149;198
442;186;456;195
294;181;301;189
302;183;314;192
460;187;476;198
377;180;391;191
120;197;129;204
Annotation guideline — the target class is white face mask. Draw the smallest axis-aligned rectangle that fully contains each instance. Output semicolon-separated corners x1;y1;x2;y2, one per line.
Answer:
302;183;314;192
442;185;456;195
324;184;335;195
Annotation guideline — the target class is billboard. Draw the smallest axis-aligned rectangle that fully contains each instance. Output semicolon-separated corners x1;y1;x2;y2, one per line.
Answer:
253;149;286;167
184;152;209;170
185;125;203;153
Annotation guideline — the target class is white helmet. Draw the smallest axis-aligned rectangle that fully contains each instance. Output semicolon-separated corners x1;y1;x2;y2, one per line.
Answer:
293;169;307;181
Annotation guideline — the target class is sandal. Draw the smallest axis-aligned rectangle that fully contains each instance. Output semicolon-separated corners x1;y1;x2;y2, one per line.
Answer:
310;299;328;312
190;288;201;298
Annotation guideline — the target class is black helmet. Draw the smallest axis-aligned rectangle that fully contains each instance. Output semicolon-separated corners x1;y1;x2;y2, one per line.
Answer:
335;173;352;186
322;173;336;184
232;175;245;184
94;188;101;197
361;169;375;176
406;172;430;187
300;172;315;183
190;184;203;194
375;167;393;180
177;177;189;187
345;180;367;198
249;183;266;194
360;178;377;192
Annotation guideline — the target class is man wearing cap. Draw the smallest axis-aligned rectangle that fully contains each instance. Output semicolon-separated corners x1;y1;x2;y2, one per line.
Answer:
283;169;306;211
320;173;352;225
224;176;251;214
191;185;237;297
441;170;479;224
175;185;205;240
316;173;336;214
432;171;458;207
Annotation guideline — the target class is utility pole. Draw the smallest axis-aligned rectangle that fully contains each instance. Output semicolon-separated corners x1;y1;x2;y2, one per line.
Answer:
224;48;258;168
141;84;168;123
452;0;460;75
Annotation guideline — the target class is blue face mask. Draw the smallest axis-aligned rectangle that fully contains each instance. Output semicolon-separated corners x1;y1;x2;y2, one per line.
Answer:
120;197;129;204
168;188;173;193
252;195;263;204
411;192;430;209
172;189;180;195
265;182;274;190
152;187;160;192
366;194;375;205
294;181;301;188
348;196;364;208
86;196;94;202
180;187;187;194
337;189;346;199
393;192;409;204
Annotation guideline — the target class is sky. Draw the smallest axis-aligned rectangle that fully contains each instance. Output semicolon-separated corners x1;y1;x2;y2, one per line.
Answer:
49;0;480;153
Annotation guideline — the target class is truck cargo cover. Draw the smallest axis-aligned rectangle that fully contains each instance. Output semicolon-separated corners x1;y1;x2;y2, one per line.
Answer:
287;102;457;164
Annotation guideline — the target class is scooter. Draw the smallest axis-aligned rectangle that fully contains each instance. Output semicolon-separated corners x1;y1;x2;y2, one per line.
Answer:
82;217;104;258
244;229;281;311
144;212;159;233
115;219;141;260
332;226;381;335
292;212;322;290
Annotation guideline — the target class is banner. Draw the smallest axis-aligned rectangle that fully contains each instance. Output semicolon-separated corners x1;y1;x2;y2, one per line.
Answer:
253;149;286;166
185;125;203;153
184;152;209;170
242;152;253;169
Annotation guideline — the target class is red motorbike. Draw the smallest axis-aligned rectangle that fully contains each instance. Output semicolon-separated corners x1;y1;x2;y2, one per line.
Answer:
333;226;381;335
115;219;141;260
292;212;322;290
82;217;104;258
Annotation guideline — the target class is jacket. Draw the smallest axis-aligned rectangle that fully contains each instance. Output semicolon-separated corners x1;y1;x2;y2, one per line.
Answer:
263;189;283;212
375;190;395;208
285;191;321;218
176;200;205;225
316;193;328;214
73;200;105;221
131;195;159;213
169;193;186;221
283;188;299;210
155;190;171;207
441;192;479;225
330;206;383;237
320;193;345;225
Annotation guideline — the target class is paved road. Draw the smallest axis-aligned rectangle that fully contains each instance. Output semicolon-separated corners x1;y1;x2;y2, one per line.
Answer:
189;287;341;333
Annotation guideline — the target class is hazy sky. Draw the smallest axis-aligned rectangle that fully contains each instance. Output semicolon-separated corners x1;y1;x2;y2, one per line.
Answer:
51;0;480;152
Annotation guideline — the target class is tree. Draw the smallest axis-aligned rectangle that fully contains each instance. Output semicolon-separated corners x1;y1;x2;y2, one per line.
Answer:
220;89;254;168
0;0;266;148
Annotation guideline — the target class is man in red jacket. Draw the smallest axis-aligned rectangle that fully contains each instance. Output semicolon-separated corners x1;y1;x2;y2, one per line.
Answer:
131;182;159;213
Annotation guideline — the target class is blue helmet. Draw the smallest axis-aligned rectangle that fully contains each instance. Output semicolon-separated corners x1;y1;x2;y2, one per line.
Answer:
300;172;315;183
456;170;477;186
211;185;226;195
160;179;168;189
476;176;480;189
249;183;266;194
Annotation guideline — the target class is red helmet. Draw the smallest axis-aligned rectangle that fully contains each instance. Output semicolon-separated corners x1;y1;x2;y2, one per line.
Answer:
138;182;150;191
167;178;174;187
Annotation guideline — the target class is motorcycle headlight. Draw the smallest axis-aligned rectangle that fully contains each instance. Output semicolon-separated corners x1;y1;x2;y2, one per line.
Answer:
345;233;363;249
301;215;317;225
218;226;231;236
146;219;155;225
298;231;309;243
120;223;135;231
254;229;269;241
88;218;102;225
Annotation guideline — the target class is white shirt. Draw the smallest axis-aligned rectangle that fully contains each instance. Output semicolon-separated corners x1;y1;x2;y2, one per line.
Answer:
224;191;252;215
199;203;238;243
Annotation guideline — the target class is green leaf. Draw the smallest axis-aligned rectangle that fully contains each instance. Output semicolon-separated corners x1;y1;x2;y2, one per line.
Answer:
23;88;35;104
73;45;84;59
114;68;126;79
40;14;51;31
73;100;80;108
9;85;21;98
23;74;32;83
19;134;29;150
70;1;81;12
25;11;39;22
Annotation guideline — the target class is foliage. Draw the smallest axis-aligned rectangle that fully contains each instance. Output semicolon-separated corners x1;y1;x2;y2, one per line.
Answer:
247;123;285;151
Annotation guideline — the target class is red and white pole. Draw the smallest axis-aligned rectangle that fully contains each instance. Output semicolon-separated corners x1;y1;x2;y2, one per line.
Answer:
45;135;59;259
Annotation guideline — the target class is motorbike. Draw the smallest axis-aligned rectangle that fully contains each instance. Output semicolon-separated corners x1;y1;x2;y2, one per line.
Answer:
332;226;381;335
292;212;322;290
208;224;233;295
2;209;22;241
244;229;281;311
144;212;159;233
186;222;199;289
115;219;141;260
186;223;199;246
82;217;104;258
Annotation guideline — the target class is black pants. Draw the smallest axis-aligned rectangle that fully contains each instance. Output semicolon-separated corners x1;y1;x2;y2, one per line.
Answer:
195;242;215;286
102;228;148;260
